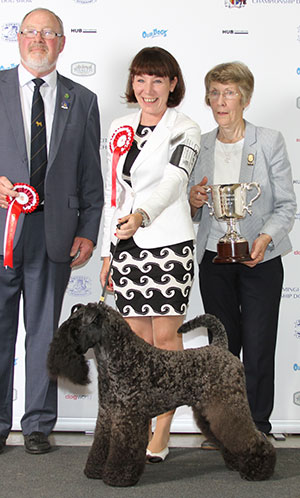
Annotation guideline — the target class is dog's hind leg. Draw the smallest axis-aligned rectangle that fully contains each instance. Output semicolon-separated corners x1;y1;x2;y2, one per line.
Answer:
84;407;112;479
197;401;272;477
102;413;149;487
237;433;276;481
192;403;241;471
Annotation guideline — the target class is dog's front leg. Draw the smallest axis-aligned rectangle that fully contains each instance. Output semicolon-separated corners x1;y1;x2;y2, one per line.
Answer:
84;406;112;479
102;412;149;487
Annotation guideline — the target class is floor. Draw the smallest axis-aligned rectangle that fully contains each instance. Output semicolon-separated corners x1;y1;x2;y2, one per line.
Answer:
6;431;300;449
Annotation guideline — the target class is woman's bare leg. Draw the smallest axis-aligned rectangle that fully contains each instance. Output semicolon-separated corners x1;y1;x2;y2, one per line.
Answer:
147;315;184;453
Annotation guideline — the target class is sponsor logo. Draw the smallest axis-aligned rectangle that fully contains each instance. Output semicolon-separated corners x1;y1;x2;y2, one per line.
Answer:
70;28;97;34
0;0;32;3
225;0;247;8
294;250;300;254
294;212;300;220
0;63;17;71
14;357;18;366
222;29;249;35
253;0;300;4
294;320;300;338
293;391;300;406
282;287;300;298
293;363;300;371
67;275;92;296
65;393;93;400
293;179;300;184
71;62;96;76
1;23;19;42
142;28;168;39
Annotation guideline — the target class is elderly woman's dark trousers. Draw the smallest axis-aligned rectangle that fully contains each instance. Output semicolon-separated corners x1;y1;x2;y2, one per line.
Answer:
199;250;284;435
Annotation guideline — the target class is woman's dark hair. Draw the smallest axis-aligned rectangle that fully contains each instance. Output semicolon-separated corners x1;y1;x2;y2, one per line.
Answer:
125;47;185;107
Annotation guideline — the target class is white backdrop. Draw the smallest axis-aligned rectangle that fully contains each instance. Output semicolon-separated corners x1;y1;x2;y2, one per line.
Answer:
1;0;299;434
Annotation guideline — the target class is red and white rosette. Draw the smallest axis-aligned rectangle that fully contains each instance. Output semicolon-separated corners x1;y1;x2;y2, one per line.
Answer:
3;183;39;268
109;125;134;206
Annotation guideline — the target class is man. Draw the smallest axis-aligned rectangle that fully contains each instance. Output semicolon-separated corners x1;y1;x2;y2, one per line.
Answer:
0;8;103;454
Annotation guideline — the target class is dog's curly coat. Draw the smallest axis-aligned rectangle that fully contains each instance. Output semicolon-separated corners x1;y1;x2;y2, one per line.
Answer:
47;302;276;487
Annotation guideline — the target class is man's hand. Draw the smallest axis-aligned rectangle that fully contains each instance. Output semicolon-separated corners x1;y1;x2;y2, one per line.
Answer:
70;236;94;268
0;176;18;209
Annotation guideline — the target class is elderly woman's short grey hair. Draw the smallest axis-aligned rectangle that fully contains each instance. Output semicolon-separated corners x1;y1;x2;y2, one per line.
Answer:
204;61;254;107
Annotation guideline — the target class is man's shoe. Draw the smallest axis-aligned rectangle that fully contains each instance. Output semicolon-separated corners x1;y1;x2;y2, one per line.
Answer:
0;435;7;454
200;439;219;450
24;432;51;454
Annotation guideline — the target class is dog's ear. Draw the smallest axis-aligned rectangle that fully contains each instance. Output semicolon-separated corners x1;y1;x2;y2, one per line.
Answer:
81;304;101;326
71;303;84;314
47;319;90;385
70;303;100;326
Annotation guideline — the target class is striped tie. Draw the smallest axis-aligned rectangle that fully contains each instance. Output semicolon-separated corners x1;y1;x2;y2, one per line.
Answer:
30;78;47;203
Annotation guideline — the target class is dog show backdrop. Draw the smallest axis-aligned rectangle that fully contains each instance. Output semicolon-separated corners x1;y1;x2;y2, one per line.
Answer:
1;0;300;434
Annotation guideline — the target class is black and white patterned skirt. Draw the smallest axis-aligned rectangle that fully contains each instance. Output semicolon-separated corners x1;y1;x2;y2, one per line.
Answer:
111;237;194;317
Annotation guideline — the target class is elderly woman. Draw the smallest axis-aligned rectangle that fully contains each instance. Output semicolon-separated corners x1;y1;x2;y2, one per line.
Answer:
100;47;200;462
189;61;296;448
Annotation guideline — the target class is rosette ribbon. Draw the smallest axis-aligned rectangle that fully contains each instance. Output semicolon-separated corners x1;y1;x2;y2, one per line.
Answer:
3;183;39;268
109;125;134;207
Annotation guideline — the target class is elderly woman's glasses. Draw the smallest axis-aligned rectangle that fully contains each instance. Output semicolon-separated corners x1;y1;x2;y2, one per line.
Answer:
208;90;240;101
20;29;63;40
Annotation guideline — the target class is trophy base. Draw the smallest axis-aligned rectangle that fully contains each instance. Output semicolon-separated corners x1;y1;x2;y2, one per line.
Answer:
213;240;252;264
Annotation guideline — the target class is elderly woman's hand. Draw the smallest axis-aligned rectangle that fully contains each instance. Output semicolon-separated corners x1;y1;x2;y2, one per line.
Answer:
243;233;272;268
189;176;208;217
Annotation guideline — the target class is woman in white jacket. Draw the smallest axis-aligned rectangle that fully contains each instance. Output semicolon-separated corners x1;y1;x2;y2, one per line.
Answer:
100;47;200;462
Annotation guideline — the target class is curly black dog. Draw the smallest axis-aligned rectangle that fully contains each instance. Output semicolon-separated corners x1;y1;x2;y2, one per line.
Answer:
47;302;276;487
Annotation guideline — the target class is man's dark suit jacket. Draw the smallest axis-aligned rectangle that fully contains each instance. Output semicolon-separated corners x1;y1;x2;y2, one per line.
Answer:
0;66;103;262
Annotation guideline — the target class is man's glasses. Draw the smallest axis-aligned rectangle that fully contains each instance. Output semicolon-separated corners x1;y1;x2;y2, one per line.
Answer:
20;29;63;40
207;90;240;101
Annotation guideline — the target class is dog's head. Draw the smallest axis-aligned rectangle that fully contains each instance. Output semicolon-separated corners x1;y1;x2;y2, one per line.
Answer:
47;302;130;384
47;302;102;385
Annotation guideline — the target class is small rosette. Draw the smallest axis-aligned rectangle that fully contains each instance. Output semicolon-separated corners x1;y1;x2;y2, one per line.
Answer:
109;126;134;206
3;184;39;268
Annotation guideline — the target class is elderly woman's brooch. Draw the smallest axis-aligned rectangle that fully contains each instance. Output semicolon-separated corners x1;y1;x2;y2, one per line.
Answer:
247;153;255;166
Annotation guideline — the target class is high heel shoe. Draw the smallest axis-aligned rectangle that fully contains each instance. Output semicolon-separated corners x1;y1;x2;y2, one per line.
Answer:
146;446;169;463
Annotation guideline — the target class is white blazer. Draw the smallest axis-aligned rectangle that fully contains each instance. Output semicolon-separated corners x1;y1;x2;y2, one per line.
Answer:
101;108;201;256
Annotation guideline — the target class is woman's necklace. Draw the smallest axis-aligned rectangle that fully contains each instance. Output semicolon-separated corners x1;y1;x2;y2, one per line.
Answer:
217;138;244;164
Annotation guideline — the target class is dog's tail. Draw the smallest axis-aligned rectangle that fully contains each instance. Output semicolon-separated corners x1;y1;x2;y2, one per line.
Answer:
178;314;228;349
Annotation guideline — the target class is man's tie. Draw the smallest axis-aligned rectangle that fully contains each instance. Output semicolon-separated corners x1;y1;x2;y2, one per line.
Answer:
30;78;47;203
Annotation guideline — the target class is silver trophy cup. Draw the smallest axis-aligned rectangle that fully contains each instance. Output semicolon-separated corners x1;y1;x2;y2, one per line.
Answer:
204;182;261;263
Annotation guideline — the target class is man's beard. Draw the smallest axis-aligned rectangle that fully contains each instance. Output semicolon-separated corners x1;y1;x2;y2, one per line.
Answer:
21;49;54;74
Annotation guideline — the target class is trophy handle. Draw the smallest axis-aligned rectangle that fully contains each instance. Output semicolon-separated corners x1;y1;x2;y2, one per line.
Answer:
203;185;214;216
242;182;261;215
